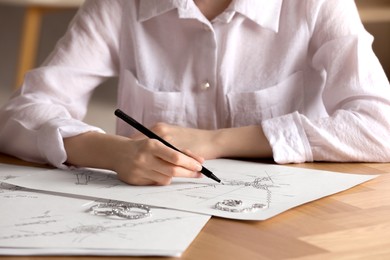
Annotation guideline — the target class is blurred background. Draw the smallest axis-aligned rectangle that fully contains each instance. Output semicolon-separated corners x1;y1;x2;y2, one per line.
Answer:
0;0;117;134
0;0;389;135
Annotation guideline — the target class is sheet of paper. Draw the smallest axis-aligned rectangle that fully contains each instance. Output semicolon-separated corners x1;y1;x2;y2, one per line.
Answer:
0;164;210;256
4;159;377;220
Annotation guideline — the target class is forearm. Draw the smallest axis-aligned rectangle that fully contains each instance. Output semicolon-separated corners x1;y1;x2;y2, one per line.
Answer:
211;126;272;159
64;131;126;170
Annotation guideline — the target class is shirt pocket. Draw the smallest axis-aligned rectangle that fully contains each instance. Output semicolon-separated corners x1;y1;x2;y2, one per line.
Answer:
226;71;304;127
119;70;186;132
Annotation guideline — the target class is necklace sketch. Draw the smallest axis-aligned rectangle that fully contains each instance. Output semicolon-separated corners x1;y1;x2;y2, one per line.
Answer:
212;173;282;212
4;159;374;220
69;166;292;216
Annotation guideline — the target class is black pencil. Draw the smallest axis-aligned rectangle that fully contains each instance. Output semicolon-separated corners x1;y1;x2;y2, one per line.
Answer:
114;109;222;184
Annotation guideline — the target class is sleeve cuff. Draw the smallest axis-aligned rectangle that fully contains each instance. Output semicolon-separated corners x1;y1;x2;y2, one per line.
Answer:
37;118;105;168
262;112;313;163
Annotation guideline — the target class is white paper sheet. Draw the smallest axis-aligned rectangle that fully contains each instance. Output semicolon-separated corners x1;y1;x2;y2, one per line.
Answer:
0;164;210;256
3;159;377;220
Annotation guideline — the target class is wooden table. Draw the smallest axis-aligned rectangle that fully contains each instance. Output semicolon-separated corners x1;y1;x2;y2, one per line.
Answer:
1;153;389;260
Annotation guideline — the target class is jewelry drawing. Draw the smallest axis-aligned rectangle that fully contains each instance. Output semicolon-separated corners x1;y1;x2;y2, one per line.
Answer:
214;199;266;213
89;202;151;220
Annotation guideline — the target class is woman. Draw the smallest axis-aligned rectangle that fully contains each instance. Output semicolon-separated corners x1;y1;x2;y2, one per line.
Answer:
1;0;389;185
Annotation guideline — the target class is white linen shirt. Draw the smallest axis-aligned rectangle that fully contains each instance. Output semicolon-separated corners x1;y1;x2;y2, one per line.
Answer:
1;0;390;167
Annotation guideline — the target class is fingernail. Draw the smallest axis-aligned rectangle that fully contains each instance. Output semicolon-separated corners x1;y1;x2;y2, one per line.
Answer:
195;163;202;172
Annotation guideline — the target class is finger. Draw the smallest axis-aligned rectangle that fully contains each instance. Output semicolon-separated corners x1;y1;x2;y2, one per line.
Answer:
117;171;156;186
182;149;205;164
118;164;174;186
147;167;202;185
142;169;174;186
150;141;203;172
130;132;147;140
127;148;201;184
140;152;202;179
135;166;200;185
153;158;203;179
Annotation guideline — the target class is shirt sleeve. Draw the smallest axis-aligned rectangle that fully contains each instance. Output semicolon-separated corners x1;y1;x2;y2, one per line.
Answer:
0;0;122;167
262;0;390;163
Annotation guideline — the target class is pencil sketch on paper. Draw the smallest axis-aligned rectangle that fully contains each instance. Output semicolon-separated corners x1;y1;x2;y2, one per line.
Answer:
6;159;375;221
66;166;293;215
0;169;210;256
221;173;286;208
73;169;119;188
0;206;192;244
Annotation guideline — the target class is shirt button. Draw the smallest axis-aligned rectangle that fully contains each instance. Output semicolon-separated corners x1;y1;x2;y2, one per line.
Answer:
200;82;211;90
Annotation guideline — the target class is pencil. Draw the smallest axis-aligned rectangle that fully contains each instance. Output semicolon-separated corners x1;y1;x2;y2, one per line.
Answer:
114;109;222;184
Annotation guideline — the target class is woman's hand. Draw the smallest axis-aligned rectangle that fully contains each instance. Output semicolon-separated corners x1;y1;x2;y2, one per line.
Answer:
113;137;203;185
64;132;203;186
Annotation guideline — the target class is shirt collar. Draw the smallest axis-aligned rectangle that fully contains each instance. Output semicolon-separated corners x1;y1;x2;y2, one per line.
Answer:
229;0;283;32
138;0;190;22
138;0;283;32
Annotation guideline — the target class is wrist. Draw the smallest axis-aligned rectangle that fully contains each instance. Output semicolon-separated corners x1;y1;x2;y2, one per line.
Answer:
64;131;127;171
211;126;272;159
